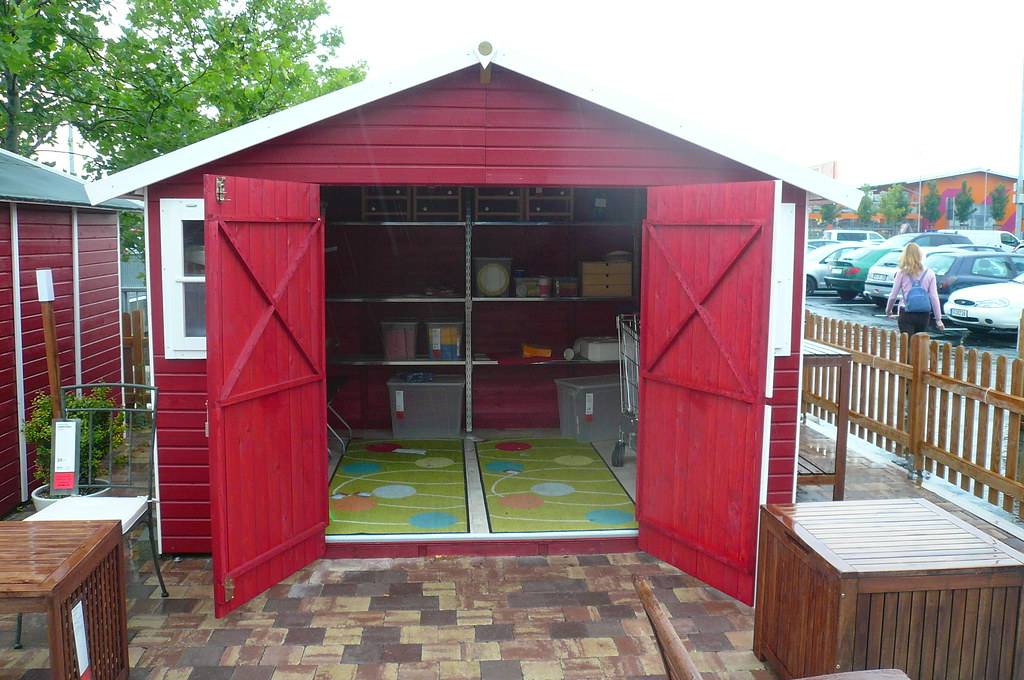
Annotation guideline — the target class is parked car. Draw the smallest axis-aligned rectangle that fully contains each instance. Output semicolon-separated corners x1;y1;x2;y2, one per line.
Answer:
862;246;998;307
805;243;861;294
878;232;972;249
806;238;834;251
824;246;901;300
944;275;1024;332
943;228;1020;252
819;229;884;242
875;251;1024;312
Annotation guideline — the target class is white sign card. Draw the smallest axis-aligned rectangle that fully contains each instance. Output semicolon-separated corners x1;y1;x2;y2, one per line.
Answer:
51;419;81;496
70;600;92;679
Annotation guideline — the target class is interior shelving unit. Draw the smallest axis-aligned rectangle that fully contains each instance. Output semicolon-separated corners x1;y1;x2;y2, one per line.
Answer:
325;186;642;431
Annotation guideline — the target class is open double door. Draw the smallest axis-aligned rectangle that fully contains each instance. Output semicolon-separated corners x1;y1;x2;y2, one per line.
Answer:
204;175;779;616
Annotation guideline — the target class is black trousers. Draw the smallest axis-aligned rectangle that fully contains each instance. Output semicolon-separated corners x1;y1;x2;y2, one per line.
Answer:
898;311;931;335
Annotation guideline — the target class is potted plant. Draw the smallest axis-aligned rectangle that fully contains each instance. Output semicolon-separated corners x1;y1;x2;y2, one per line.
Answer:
24;387;126;511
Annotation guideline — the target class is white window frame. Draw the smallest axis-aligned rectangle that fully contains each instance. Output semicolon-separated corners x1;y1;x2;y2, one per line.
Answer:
159;198;207;359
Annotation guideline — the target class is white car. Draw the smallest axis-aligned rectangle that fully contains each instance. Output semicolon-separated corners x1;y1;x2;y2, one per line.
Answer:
862;246;1000;308
944;229;1021;253
944;276;1024;332
819;229;885;242
805;243;861;294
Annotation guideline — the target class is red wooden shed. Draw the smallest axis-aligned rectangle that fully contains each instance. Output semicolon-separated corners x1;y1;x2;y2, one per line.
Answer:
1;149;136;516
86;43;860;616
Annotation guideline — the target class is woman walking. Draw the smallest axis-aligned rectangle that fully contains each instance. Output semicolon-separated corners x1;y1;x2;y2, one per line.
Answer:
885;243;945;334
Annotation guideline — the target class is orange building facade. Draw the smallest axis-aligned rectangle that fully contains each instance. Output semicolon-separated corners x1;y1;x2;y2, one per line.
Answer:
811;169;1018;232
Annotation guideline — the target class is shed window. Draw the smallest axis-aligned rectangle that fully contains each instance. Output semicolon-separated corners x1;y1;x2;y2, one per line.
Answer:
160;199;206;358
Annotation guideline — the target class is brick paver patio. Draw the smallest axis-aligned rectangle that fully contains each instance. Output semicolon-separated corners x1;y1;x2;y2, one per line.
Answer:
3;424;1024;679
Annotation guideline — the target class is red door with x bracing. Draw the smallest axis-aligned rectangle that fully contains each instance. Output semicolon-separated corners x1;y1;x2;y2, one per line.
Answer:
636;181;776;605
205;175;326;616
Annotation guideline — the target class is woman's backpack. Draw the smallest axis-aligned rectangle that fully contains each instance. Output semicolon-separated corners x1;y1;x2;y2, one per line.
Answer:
903;272;931;313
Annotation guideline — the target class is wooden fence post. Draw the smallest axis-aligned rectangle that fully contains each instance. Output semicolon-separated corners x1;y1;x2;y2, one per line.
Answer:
908;332;930;474
1018;309;1024;358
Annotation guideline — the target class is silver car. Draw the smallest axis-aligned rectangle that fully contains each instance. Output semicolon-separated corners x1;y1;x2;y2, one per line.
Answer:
805;243;862;294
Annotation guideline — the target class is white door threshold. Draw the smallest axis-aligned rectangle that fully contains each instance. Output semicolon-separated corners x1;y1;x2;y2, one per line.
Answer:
325;528;638;543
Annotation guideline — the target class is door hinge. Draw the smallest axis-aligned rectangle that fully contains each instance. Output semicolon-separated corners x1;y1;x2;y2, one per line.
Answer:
223;577;234;601
215;176;228;203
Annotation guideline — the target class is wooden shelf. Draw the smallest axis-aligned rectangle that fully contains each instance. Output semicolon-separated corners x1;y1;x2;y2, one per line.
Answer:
472;221;631;228
326;354;616;367
329;355;472;367
327;221;465;228
327;296;464;303
471;296;632;302
475;357;619;367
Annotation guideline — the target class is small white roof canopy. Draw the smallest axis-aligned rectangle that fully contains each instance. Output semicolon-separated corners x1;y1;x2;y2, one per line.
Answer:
85;42;863;208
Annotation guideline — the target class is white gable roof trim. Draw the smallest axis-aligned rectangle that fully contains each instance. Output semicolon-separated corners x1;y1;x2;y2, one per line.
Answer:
85;43;863;208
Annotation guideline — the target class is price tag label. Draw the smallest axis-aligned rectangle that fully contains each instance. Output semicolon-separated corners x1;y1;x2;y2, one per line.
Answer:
71;600;92;679
51;419;81;496
395;390;405;420
585;392;594;422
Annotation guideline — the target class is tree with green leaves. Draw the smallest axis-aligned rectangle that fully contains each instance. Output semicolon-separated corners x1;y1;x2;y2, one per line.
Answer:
856;184;876;225
920;180;942;227
990;184;1010;224
0;0;105;154
878;184;911;227
819;203;841;227
79;0;366;176
953;181;976;226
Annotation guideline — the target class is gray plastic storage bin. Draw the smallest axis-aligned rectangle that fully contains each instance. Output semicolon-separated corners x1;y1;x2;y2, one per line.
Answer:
554;374;621;442
387;375;465;438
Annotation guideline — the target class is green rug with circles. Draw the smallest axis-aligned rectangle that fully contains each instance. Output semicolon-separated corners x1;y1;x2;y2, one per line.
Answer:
327;439;467;535
477;438;637;533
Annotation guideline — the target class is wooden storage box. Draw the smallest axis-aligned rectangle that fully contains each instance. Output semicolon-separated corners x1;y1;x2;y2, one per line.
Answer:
579;261;632;297
755;499;1024;680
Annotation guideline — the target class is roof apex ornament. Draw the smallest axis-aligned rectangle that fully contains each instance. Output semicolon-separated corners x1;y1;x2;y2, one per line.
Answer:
476;41;494;68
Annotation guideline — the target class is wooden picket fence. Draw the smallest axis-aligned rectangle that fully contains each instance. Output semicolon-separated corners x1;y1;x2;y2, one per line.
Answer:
803;310;1024;518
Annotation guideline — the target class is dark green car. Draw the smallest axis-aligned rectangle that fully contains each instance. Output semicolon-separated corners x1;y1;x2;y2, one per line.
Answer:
823;246;900;301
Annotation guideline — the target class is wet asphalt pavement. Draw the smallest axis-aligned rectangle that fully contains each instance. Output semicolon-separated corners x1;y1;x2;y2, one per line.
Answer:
805;289;1020;360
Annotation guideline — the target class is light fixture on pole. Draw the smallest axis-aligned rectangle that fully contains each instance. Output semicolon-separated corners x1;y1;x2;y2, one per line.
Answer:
36;269;63;419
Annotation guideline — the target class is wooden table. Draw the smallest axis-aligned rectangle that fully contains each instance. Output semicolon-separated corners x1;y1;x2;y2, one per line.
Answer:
754;499;1024;679
800;339;852;500
0;520;128;679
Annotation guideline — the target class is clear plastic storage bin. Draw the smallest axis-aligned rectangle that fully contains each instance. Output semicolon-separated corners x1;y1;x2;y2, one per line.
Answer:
387;375;465;438
380;320;418;360
554;374;622;442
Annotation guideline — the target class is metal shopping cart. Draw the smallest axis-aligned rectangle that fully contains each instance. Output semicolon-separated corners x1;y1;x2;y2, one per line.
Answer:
612;314;639;467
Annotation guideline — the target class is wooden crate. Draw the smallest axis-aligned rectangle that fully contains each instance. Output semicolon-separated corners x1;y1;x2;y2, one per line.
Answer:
362;186;410;221
754;499;1024;680
0;521;128;679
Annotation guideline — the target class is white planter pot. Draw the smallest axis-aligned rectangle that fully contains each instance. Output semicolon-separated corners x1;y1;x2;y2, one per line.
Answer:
31;481;110;513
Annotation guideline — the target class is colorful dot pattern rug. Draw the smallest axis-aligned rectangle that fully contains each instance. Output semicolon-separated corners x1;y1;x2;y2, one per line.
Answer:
327;440;467;535
477;438;637;533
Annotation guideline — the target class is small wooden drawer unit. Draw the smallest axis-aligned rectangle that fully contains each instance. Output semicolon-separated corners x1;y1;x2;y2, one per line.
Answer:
755;499;1024;680
579;260;632;297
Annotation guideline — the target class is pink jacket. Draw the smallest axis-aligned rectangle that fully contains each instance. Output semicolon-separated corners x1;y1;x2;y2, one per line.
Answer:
885;269;942;319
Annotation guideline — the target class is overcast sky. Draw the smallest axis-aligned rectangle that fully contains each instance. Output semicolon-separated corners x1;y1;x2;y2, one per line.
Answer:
39;0;1024;188
327;0;1024;187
